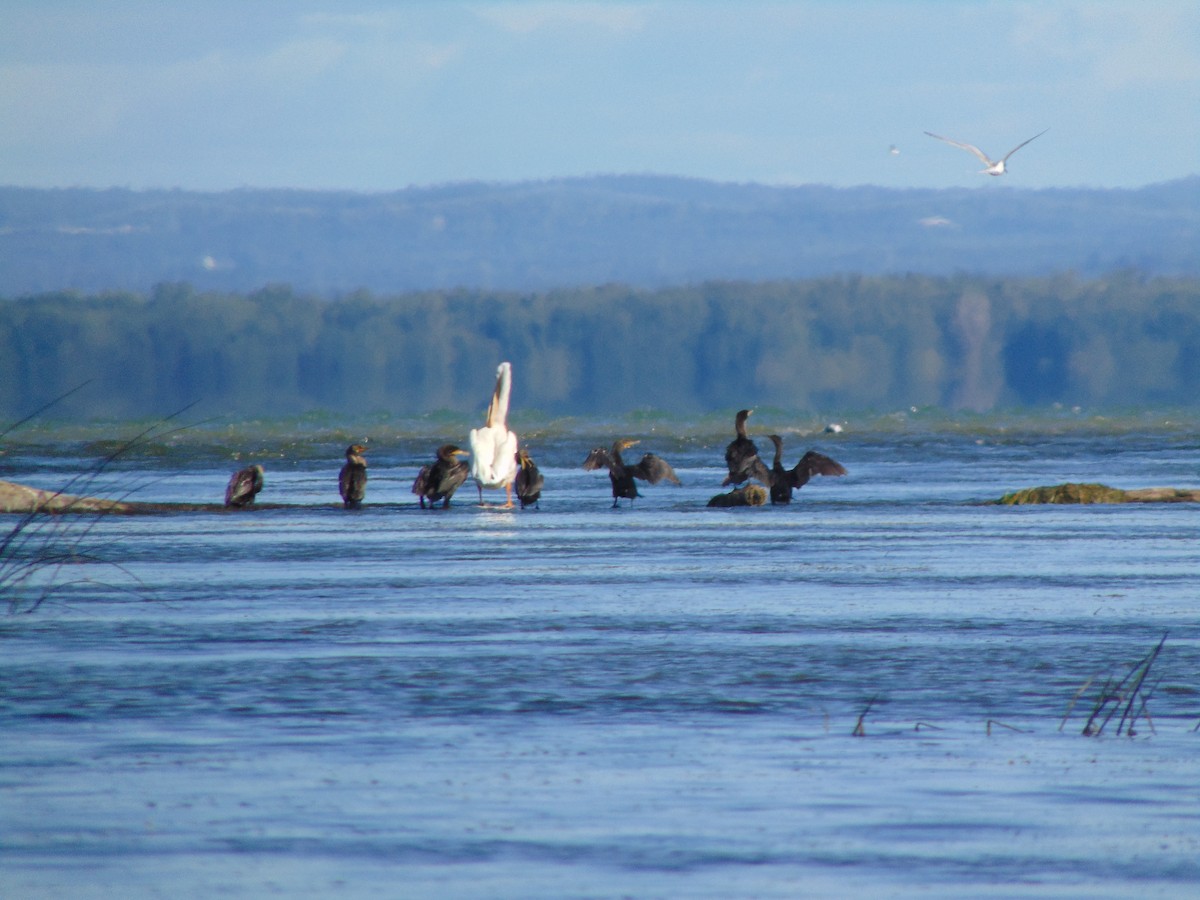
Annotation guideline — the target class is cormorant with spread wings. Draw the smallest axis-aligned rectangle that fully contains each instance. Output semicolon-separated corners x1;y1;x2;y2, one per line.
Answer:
766;434;847;504
583;439;680;507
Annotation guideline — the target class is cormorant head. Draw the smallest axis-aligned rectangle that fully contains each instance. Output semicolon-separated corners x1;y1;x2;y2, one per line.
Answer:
615;438;640;452
768;434;783;449
437;444;468;460
517;448;533;467
346;444;368;458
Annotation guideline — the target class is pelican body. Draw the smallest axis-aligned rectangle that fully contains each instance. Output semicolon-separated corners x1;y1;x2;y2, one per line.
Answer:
224;464;264;508
469;362;519;506
412;444;470;508
924;129;1048;176
339;444;368;508
723;409;771;487
583;439;680;507
515;448;544;509
767;435;847;504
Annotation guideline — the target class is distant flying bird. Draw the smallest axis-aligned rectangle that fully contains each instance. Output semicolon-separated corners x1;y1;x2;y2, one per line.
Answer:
924;129;1048;176
339;444;368;508
469;362;519;507
224;464;264;508
889;144;900;156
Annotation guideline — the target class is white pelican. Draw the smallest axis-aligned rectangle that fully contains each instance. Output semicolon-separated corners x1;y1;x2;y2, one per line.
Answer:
924;129;1048;176
469;362;519;506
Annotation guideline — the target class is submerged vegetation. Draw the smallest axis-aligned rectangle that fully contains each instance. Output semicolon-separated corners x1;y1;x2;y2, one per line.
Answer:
2;273;1200;420
1065;634;1169;738
1;398;203;613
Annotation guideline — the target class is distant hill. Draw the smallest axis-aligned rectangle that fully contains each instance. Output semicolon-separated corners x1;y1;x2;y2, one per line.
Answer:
0;175;1197;295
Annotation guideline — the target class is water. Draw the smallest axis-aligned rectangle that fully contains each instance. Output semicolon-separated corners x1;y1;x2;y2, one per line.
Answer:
3;413;1200;898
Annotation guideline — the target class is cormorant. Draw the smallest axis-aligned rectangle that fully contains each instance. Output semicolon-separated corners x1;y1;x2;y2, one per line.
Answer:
766;434;847;504
723;409;771;487
469;362;519;507
339;444;368;508
412;444;470;509
515;448;544;509
583;439;680;507
224;464;264;508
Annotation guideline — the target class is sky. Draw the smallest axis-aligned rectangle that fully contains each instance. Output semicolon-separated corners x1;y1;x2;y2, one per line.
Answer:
1;1;1197;192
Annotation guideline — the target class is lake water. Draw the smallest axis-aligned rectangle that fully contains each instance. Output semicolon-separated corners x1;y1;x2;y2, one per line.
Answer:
3;411;1200;898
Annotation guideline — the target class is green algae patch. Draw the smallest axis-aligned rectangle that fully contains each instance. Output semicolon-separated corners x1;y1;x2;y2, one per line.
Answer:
997;482;1200;505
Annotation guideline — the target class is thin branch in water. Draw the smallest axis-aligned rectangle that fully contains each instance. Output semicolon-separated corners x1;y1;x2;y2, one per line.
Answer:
1059;677;1093;732
0;380;92;442
986;719;1032;735
1081;633;1167;737
852;695;878;737
3;400;204;614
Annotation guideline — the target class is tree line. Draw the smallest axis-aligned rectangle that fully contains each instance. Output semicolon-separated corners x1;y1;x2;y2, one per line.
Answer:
2;273;1198;421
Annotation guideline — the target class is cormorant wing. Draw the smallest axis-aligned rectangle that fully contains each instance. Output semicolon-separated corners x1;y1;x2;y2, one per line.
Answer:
516;464;544;501
582;448;613;471
797;450;847;478
748;456;773;487
411;465;431;496
225;467;260;505
434;461;468;496
628;453;680;485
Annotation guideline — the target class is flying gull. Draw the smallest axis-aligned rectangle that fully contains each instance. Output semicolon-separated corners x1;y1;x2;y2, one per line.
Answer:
924;129;1048;176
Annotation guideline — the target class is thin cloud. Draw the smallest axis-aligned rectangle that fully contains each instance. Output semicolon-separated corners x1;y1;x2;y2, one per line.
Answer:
476;2;647;36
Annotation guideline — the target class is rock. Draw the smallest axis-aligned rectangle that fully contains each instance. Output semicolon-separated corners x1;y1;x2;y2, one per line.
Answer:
0;479;135;514
707;484;768;507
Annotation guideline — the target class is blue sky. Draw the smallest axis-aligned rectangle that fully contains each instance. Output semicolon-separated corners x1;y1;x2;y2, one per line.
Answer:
2;1;1197;191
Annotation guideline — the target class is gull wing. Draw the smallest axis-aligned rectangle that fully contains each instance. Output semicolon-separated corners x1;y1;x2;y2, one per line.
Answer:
1001;129;1048;163
924;132;994;166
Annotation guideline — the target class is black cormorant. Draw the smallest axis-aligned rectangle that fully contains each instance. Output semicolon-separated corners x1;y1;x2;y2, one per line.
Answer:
515;448;544;509
583;439;680;507
224;464;264;508
412;444;470;509
339;444;368;508
723;409;771;487
766;434;847;504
